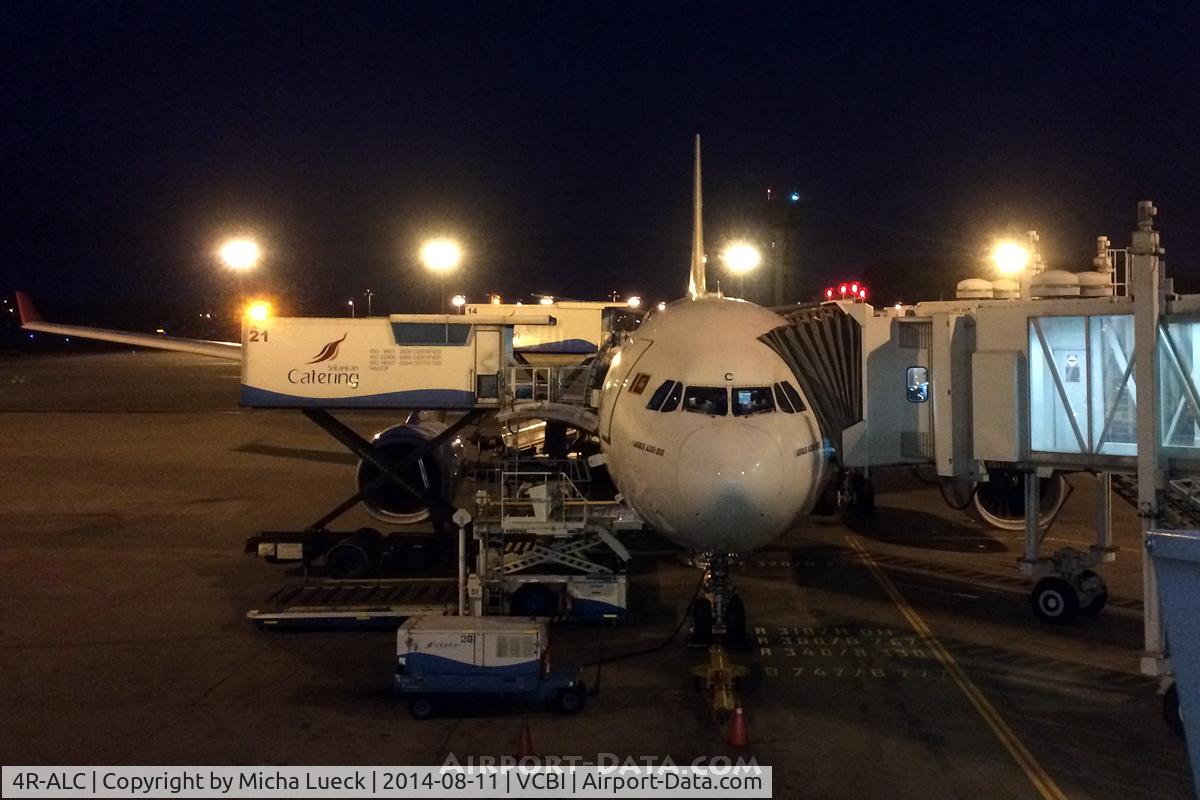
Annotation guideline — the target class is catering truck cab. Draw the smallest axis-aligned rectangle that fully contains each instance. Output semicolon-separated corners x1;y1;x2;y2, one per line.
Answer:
393;616;585;719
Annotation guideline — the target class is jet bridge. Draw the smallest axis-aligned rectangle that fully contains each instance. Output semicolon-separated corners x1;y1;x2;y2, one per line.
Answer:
771;202;1199;680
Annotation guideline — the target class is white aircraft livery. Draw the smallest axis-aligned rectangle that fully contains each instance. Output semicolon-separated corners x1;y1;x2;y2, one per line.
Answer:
598;296;827;553
599;136;828;555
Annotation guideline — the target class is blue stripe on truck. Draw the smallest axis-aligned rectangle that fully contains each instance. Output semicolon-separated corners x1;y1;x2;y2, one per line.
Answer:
401;652;540;677
240;385;476;409
514;338;597;355
570;597;627;621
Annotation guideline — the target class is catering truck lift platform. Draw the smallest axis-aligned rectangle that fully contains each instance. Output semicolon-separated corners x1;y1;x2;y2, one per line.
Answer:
247;577;459;630
246;464;635;628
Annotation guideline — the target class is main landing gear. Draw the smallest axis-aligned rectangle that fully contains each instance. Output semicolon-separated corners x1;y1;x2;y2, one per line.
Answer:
839;472;875;518
689;554;750;649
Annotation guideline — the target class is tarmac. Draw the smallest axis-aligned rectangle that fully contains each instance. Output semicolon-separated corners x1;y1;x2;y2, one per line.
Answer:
0;350;1193;798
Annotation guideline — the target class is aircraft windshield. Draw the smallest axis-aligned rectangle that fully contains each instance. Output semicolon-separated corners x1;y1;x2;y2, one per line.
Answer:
682;387;728;416
661;381;683;412
773;382;795;413
732;387;775;416
646;380;674;410
780;380;806;412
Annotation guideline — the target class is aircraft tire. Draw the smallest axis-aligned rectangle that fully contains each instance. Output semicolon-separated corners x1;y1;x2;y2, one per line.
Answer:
692;598;713;645
408;695;435;720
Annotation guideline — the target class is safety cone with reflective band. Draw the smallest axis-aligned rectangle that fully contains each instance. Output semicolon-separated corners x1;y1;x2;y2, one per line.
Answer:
727;706;748;747
515;717;534;759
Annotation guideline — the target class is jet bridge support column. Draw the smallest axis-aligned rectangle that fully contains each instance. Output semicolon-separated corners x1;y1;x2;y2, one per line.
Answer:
1132;201;1167;677
1023;473;1041;566
1096;473;1113;555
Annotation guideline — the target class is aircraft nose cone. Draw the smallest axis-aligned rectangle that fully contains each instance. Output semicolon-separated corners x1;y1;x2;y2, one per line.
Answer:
675;424;784;551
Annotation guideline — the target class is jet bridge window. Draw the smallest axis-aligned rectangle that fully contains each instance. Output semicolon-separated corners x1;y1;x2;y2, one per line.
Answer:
732;387;775;416
682;386;728;416
646;380;675;411
906;367;929;403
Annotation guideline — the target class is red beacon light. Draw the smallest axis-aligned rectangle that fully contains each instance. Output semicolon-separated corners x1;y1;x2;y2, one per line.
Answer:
850;282;859;294
859;287;867;300
838;283;848;296
825;287;834;299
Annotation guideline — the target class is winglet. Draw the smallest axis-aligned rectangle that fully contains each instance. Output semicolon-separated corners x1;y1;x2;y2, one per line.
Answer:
15;291;42;325
687;134;706;300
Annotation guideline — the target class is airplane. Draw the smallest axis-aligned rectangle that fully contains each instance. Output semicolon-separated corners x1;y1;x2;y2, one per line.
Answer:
594;136;830;642
15;135;1041;644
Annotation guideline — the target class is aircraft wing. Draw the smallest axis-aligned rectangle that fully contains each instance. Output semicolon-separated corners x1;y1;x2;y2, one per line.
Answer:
15;292;242;361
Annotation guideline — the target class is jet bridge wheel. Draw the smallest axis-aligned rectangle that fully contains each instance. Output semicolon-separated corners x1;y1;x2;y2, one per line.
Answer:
1031;577;1079;624
1077;570;1108;616
838;473;875;521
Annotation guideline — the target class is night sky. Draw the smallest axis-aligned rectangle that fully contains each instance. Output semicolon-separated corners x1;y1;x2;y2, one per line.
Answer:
3;2;1198;330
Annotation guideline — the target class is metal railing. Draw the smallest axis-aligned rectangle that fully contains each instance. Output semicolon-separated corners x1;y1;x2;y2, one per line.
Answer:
507;365;593;405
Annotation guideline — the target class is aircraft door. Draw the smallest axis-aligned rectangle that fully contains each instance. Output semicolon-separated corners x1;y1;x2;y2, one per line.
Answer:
474;327;502;401
898;320;933;461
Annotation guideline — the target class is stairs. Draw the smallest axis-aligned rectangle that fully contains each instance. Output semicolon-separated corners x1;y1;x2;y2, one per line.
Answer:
1111;473;1200;529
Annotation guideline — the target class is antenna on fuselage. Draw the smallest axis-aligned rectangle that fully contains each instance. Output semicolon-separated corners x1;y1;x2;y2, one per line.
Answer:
687;134;706;300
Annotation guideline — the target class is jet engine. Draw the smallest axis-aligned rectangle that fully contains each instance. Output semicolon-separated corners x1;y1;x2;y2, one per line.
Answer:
356;421;459;526
970;468;1069;531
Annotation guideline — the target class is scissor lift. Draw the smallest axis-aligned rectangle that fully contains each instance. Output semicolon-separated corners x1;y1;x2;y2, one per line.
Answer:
467;462;634;621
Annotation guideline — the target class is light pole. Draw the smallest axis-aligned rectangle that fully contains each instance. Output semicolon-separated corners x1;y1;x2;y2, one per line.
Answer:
721;241;762;299
421;238;462;341
363;288;374;316
218;237;260;337
348;299;355;318
420;238;462;313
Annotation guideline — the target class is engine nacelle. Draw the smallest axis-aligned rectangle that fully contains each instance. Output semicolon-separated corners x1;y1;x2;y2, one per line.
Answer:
970;469;1069;531
356;421;459;526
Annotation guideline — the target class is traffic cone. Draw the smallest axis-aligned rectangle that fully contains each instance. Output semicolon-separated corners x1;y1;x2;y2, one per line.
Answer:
727;706;748;747
515;717;534;759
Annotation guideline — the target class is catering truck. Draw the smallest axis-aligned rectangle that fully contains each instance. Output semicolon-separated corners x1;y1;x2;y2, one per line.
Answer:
393;616;586;719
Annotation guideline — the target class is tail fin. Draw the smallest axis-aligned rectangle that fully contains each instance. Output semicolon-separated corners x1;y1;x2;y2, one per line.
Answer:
15;291;42;325
687;134;706;299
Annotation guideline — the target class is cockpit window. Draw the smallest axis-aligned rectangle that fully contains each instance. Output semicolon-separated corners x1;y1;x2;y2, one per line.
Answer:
646;380;674;411
780;380;806;412
773;383;795;413
661;380;683;412
682;386;728;416
732;387;775;416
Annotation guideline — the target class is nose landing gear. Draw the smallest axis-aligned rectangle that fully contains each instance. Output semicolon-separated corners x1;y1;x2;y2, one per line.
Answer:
687;552;752;716
688;553;750;649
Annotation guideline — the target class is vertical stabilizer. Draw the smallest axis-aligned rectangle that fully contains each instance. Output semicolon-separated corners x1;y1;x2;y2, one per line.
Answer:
687;134;706;299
